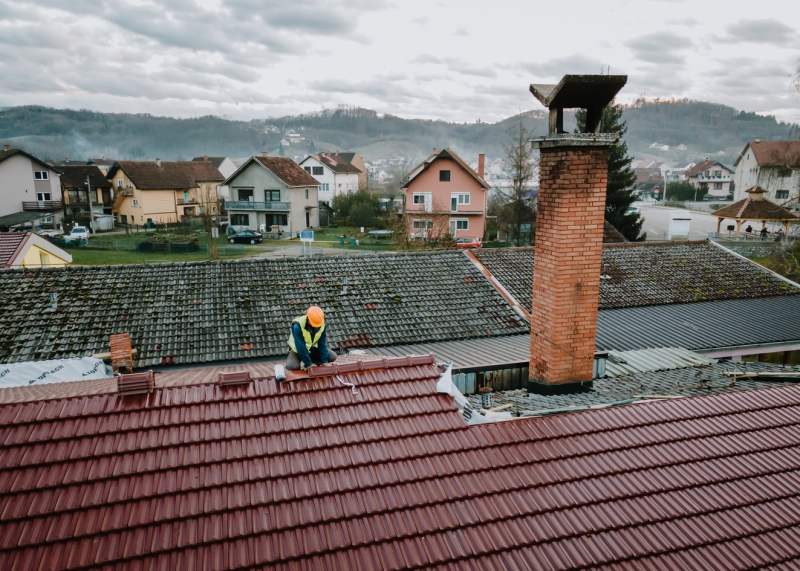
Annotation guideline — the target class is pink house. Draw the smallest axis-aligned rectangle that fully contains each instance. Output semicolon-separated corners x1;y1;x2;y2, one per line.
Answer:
401;148;489;240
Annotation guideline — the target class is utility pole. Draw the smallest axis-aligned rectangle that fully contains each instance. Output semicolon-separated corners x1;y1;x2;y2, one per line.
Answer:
86;175;95;233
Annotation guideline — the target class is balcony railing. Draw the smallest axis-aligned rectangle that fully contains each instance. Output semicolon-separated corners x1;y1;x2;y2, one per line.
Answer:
224;200;291;211
22;200;63;211
697;175;731;182
116;186;134;196
177;198;198;205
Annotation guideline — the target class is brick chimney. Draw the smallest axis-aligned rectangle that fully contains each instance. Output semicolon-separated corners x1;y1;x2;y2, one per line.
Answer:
155;158;162;168
3;144;9;151
203;155;209;162
527;74;627;395
262;151;269;157
432;148;438;154
477;154;485;179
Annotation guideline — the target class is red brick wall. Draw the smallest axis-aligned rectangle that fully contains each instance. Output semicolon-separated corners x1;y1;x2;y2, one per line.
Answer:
529;147;609;384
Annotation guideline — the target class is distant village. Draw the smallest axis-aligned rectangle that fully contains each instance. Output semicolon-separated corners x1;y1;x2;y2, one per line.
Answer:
0;132;797;269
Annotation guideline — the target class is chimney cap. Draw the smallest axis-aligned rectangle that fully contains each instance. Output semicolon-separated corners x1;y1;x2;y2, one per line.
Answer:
530;74;627;111
754;137;761;143
262;151;268;157
432;148;438;154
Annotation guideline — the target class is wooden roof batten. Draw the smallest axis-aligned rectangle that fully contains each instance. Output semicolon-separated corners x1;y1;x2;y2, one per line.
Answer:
529;74;627;144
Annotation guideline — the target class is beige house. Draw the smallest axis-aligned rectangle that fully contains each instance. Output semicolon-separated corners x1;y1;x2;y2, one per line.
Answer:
0;231;72;268
0;146;64;230
733;140;800;205
107;160;224;225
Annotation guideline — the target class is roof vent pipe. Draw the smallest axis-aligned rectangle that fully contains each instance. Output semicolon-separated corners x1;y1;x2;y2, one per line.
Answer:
478;386;493;408
754;137;761;143
262;151;268;157
155;158;161;168
341;276;348;295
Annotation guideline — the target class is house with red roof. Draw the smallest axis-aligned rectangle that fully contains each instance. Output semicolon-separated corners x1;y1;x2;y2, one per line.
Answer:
684;159;734;198
0;231;72;268
299;151;364;204
401;148;489;241
733;139;800;205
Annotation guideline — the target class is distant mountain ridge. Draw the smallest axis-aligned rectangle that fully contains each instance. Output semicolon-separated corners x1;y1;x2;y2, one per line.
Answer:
0;100;796;167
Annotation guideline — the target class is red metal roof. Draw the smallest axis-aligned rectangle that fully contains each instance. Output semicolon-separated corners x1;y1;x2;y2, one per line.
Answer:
2;364;800;569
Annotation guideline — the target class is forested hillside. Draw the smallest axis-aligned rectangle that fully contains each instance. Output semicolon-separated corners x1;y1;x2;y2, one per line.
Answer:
0;100;795;166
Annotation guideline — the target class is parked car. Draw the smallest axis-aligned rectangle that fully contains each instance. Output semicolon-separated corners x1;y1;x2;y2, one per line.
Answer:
64;226;89;243
456;237;482;249
228;229;263;245
626;206;640;214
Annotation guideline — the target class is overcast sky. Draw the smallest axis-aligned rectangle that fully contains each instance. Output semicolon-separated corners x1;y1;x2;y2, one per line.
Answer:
0;0;798;123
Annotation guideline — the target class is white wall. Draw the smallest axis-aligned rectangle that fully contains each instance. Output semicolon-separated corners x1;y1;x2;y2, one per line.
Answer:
0;153;62;222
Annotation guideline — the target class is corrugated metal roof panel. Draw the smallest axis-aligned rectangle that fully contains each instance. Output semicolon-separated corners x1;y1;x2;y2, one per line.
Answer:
363;335;529;372
605;347;717;378
597;296;800;352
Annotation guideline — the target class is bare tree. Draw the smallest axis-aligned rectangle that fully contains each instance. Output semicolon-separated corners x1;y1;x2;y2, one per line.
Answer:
495;116;538;246
195;182;221;259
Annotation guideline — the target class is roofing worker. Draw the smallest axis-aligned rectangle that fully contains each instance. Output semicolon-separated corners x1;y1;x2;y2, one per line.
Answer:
286;306;338;370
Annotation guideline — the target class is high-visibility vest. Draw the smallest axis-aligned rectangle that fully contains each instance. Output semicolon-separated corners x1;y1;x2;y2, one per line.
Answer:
287;315;325;352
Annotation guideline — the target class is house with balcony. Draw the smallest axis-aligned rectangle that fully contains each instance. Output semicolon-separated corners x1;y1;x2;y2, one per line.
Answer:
59;165;114;216
733;139;800;206
401;148;489;240
685;160;734;198
106;159;224;225
222;153;320;234
0;145;64;231
299;152;363;204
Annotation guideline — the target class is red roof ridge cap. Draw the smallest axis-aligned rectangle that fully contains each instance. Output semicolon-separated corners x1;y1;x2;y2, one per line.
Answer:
307;354;436;377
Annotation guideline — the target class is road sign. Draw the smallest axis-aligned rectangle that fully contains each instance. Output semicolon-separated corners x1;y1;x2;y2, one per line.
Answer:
300;230;314;242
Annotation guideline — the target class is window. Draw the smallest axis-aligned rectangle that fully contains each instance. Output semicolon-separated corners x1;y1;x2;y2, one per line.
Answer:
238;188;254;201
36;192;51;201
312;166;324;176
34;171;49;180
231;213;250;226
305;189;309;199
272;214;288;225
120;215;128;224
713;183;722;190
412;219;433;229
319;183;329;191
132;198;139;207
451;193;470;210
439;170;450;182
456;220;468;230
413;194;427;204
304;167;312;174
268;190;281;201
39;252;50;268
776;190;790;200
41;216;53;224
117;179;123;188
184;207;195;215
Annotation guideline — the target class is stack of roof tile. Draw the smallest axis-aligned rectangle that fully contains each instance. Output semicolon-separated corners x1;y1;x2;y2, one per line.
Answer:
2;362;800;568
0;251;527;366
474;241;798;311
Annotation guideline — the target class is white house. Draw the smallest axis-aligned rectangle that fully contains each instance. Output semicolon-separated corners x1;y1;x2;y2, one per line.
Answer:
299;152;362;204
192;156;238;200
684;160;734;198
0;145;64;230
733;139;800;205
222;153;320;234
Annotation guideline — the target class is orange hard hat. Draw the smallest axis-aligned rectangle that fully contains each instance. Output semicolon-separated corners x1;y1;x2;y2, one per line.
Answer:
307;306;324;327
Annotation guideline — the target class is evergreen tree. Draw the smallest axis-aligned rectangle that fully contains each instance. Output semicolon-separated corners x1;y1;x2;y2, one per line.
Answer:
576;103;645;241
494;116;537;246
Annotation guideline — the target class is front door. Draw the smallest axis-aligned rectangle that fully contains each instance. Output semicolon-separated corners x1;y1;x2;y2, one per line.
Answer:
306;211;310;228
451;197;458;212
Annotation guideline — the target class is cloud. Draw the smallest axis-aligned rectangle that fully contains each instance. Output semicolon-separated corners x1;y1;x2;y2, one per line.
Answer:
666;17;698;27
411;16;428;25
716;19;799;48
454;27;470;36
625;31;694;65
410;54;442;64
408;54;496;78
517;53;608;77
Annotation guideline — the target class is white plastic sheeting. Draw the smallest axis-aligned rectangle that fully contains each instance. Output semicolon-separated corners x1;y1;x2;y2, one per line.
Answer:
0;357;113;389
